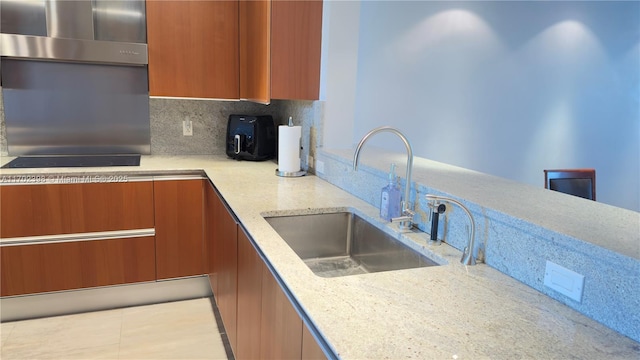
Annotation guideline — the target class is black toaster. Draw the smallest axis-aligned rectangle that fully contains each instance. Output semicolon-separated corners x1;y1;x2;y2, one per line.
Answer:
226;115;276;161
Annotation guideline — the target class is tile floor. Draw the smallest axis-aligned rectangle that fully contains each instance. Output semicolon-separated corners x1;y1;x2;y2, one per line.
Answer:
0;297;230;360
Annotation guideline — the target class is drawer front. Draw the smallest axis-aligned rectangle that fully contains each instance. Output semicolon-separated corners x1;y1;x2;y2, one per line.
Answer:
1;236;156;296
0;181;154;238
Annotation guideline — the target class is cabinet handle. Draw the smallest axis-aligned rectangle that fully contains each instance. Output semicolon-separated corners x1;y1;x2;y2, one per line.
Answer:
0;228;155;246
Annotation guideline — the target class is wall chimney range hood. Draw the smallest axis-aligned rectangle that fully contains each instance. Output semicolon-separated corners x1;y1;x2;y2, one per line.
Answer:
0;0;151;158
0;0;148;65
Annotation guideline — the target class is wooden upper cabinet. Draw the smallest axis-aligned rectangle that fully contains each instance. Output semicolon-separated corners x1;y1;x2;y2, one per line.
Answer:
270;0;323;100
154;179;205;279
239;0;323;103
239;0;271;103
146;0;239;99
0;182;154;239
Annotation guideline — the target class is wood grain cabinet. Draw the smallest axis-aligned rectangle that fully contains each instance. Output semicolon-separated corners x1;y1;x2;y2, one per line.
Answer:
237;232;328;360
146;0;321;101
206;179;326;359
206;182;239;352
146;0;240;99
302;324;327;359
236;224;327;359
205;181;218;294
236;227;264;360
239;0;271;103
153;179;205;279
270;0;323;101
0;181;158;297
240;0;323;102
260;262;304;359
0;182;154;238
0;237;156;297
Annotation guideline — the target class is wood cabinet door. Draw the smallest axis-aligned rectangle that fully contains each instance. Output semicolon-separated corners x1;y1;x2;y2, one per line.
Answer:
214;189;239;352
0;237;156;297
260;264;303;359
205;181;218;294
270;0;322;100
0;182;154;238
302;324;327;360
146;0;239;99
239;0;271;103
154;179;205;279
236;227;264;360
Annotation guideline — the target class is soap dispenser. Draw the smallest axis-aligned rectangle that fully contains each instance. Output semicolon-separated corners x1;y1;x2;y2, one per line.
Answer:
380;163;402;221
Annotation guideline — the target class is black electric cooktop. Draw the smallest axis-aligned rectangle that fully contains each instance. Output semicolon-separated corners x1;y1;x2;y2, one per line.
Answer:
1;155;141;168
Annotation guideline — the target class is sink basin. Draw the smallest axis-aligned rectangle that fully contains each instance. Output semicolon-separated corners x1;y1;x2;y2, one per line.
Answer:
264;212;439;278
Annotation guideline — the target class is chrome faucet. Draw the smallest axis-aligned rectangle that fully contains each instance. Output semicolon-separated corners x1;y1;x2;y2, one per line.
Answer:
426;194;481;265
353;126;414;231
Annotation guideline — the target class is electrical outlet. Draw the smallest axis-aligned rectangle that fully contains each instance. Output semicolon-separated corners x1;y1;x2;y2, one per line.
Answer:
183;118;193;136
544;260;585;302
316;160;325;174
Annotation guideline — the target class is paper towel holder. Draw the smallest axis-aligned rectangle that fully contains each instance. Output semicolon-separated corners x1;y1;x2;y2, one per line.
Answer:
275;168;307;177
276;116;306;177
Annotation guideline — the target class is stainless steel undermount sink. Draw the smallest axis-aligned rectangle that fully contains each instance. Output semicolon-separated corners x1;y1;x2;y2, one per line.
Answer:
264;212;439;278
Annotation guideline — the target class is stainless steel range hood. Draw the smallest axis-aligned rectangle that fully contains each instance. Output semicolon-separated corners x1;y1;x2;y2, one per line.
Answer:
1;0;148;65
0;0;151;156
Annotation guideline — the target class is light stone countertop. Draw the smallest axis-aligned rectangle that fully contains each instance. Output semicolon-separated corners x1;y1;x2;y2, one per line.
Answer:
1;155;639;359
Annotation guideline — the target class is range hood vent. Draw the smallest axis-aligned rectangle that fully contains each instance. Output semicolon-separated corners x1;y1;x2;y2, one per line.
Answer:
0;0;148;65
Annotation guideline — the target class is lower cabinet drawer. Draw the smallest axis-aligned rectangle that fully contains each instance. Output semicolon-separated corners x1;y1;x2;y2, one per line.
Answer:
1;237;156;297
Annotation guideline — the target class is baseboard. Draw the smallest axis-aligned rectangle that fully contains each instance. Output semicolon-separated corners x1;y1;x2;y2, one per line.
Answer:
1;275;212;322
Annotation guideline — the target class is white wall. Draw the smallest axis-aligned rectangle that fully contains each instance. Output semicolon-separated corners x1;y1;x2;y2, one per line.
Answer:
322;1;639;211
320;0;361;149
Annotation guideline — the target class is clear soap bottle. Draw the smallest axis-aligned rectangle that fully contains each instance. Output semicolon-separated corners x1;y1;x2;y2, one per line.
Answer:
380;163;402;221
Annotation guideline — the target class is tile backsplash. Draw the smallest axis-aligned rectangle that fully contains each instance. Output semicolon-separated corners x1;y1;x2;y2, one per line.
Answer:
150;98;280;155
149;98;322;171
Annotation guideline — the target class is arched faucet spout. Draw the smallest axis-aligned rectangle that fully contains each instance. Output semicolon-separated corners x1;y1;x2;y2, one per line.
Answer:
353;126;414;230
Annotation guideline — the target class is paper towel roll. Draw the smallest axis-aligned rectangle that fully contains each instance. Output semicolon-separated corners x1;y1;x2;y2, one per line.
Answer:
278;125;301;172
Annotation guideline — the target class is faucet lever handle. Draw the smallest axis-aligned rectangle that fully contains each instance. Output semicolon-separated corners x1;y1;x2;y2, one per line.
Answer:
390;214;414;231
391;215;412;223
